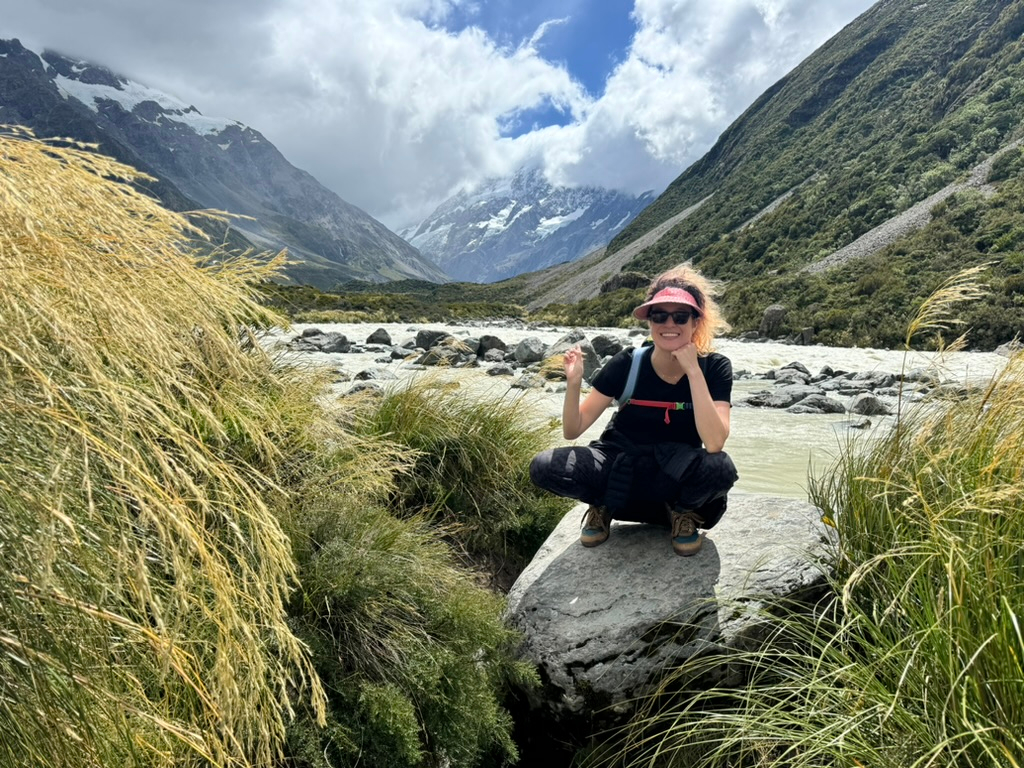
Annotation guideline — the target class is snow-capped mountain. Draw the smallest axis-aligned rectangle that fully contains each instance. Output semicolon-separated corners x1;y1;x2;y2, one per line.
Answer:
401;167;654;282
0;38;448;288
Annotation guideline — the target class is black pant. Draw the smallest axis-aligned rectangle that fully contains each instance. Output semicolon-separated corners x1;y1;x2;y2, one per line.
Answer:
529;442;737;528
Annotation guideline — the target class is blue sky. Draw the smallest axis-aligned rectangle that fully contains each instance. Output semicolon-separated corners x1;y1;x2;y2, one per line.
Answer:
443;0;637;97
3;0;877;227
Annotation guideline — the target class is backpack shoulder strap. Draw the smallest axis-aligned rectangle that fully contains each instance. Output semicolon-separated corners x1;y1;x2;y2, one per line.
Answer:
615;345;651;408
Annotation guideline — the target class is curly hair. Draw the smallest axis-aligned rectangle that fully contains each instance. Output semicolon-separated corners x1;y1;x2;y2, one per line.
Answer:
643;263;730;354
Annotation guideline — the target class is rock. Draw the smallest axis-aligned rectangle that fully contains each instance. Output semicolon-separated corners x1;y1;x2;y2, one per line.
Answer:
506;494;830;724
774;368;810;386
849;418;872;430
515;336;548;365
996;339;1024;357
848;392;891;416
343;381;383;397
510;373;546;390
354;368;397;381
591;334;627;358
366;327;392;345
758;304;787;337
463;337;481;355
416;338;476;367
781;361;811;376
415;329;451;350
786;394;847;414
851;371;897;390
745;384;823;408
486;363;516;376
479;334;508;353
798;327;815;345
316;332;351;353
902;367;937;384
482;348;506;363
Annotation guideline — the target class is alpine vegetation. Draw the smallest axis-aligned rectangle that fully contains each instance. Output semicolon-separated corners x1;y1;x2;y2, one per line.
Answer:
0;128;540;768
0;127;325;766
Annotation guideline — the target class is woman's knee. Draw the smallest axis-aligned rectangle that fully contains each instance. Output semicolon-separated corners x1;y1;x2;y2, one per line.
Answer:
705;450;738;488
529;449;554;489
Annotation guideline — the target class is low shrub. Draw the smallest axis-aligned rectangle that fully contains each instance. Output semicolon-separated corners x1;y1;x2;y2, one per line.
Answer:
350;380;571;589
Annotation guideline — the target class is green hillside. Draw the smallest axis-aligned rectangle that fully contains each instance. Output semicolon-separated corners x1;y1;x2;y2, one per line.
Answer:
598;0;1024;348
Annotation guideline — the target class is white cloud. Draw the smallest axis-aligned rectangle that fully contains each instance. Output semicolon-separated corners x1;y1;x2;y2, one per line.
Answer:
541;0;876;193
1;0;875;228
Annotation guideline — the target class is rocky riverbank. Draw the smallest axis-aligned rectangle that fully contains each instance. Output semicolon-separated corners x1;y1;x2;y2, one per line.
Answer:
266;320;1011;498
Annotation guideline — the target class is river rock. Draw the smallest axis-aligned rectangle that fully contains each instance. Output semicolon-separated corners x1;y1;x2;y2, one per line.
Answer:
759;304;787;337
506;494;830;724
745;384;823;408
515;336;548;364
291;330;351;354
849;392;891;416
354;367;397;381
415;328;451;350
366;327;392;345
774;367;810;386
591;334;627;358
786;393;847;414
995;339;1024;358
479;334;507;353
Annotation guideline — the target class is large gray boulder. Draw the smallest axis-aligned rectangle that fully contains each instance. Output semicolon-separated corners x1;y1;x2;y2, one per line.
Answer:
505;493;830;722
759;304;787;337
515;336;548;364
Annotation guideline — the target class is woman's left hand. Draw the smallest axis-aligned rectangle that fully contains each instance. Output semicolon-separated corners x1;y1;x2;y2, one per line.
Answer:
671;343;700;376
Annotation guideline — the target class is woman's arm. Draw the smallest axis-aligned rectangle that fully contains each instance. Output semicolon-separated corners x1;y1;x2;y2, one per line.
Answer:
561;347;613;440
672;345;730;452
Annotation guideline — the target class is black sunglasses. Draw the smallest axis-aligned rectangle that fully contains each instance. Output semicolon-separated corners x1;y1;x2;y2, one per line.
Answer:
648;309;697;324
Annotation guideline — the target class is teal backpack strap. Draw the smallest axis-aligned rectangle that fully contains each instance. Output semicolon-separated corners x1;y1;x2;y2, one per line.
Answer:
615;345;651;408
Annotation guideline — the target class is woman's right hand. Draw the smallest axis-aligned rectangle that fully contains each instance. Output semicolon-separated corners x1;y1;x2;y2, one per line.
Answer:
563;346;584;385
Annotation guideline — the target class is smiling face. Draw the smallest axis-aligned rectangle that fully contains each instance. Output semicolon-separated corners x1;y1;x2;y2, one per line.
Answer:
647;302;698;352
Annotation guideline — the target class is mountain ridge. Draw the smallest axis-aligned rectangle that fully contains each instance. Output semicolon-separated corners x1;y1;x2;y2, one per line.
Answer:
0;38;449;288
401;166;654;282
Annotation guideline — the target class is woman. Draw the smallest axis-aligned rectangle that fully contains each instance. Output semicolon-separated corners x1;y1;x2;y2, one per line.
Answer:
529;263;738;556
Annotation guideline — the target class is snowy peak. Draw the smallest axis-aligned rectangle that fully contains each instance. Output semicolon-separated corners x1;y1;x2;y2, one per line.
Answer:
403;166;653;282
0;38;448;287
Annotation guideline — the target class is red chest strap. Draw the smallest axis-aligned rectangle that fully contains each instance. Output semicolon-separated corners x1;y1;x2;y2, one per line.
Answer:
624;398;692;424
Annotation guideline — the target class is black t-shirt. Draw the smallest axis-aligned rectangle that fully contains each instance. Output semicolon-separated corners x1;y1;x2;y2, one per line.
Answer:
591;348;733;447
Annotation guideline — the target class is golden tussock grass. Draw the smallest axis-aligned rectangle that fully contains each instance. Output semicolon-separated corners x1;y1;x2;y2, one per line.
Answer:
0;127;325;767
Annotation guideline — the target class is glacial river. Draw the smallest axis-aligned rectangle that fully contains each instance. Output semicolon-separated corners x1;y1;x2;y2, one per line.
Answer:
267;321;1009;501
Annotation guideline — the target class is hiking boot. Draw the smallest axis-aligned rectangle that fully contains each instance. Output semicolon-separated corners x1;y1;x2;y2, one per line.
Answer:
580;505;612;547
669;507;703;556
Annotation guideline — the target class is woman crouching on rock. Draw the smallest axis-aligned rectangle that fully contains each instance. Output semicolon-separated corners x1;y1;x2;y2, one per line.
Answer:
529;263;738;556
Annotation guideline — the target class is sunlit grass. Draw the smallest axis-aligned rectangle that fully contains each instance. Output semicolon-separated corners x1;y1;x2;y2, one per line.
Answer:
1;126;548;768
0;126;325;766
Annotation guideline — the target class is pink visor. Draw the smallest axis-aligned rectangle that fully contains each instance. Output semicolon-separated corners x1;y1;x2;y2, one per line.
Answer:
632;287;701;319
